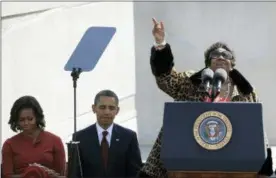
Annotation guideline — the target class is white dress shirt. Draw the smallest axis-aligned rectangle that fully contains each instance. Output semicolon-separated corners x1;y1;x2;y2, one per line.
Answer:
96;122;114;147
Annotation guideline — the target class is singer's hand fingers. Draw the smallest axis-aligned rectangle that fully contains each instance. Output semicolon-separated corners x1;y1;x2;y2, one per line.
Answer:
152;18;158;25
160;21;164;30
153;26;161;34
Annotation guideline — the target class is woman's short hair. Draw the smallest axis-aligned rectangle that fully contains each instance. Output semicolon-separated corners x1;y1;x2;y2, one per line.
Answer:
204;42;236;67
8;95;45;132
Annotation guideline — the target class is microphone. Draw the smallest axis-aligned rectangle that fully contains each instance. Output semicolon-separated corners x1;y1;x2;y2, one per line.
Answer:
201;68;214;93
212;68;228;99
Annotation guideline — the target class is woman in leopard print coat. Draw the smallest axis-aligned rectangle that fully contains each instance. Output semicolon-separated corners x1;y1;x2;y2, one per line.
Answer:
137;18;273;178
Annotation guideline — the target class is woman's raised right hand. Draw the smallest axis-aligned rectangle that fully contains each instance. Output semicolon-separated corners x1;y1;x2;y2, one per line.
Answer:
152;18;165;44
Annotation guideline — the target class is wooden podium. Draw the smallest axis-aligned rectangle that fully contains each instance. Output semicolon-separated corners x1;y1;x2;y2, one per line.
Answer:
160;102;267;178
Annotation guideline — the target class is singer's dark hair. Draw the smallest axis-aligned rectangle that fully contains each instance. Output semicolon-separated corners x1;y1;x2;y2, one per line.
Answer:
8;95;45;132
204;42;236;67
94;89;119;106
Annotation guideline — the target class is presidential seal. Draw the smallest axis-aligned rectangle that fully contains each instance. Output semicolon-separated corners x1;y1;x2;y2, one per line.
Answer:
193;111;232;150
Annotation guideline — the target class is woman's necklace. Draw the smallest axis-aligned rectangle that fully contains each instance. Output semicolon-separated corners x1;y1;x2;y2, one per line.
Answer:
216;78;233;102
203;78;233;102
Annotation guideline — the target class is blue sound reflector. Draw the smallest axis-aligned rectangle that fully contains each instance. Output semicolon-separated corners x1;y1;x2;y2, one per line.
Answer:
64;26;116;72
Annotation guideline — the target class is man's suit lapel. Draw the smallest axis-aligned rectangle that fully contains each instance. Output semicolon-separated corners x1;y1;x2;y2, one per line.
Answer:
87;124;102;166
107;124;121;171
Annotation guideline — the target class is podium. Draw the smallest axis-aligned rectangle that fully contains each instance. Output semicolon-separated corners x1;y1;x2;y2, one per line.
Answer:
160;102;266;178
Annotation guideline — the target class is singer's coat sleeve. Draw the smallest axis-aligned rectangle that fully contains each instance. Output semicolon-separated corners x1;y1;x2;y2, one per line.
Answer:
150;44;194;99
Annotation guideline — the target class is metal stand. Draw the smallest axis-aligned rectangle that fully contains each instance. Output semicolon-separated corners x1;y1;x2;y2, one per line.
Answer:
67;68;83;178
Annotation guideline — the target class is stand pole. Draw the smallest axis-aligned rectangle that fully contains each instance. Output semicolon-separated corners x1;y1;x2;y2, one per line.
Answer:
72;68;81;134
67;68;83;178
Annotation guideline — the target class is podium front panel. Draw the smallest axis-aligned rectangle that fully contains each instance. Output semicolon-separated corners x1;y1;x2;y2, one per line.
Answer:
160;102;265;172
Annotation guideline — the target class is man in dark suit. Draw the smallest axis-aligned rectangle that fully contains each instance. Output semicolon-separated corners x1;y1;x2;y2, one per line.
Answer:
73;89;142;178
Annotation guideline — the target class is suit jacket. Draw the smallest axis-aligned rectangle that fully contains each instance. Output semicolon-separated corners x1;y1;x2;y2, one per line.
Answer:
72;123;142;178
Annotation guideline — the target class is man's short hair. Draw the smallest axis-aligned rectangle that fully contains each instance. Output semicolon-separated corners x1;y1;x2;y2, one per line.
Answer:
94;89;119;105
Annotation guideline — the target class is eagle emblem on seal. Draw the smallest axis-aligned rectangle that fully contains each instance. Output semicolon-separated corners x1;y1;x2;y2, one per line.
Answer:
193;111;232;150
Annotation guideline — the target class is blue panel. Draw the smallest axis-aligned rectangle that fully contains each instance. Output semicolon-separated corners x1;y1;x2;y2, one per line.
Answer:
64;26;116;72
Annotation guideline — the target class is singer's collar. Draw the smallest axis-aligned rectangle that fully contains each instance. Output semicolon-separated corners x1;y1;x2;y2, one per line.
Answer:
189;68;253;95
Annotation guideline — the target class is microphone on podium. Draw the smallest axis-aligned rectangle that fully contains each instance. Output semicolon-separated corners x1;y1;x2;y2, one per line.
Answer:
211;68;228;101
201;68;214;93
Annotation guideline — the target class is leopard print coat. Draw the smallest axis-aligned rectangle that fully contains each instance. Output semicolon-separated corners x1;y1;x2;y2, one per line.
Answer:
139;44;270;178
